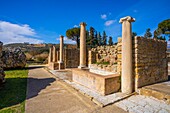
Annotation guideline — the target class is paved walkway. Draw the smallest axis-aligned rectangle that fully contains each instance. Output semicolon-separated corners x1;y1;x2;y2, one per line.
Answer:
25;65;127;113
115;95;170;113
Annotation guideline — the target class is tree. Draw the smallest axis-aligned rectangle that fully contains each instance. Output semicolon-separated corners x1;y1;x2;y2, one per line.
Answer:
153;30;159;39
97;32;102;46
108;36;113;45
86;30;90;45
94;31;98;46
157;19;170;40
66;27;80;48
132;32;137;38
102;31;107;45
89;27;95;46
158;19;170;35
144;28;152;38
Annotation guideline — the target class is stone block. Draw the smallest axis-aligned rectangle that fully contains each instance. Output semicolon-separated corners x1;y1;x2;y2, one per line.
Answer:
72;68;120;95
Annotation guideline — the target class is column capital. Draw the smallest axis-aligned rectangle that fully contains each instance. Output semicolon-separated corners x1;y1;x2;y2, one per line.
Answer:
119;16;135;23
80;22;87;26
60;35;64;39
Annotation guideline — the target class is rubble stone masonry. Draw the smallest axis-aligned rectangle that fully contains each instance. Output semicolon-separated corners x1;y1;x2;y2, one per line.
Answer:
0;42;5;85
88;36;168;90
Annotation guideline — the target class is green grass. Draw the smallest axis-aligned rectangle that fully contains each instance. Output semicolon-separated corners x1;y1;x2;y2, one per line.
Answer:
0;68;28;113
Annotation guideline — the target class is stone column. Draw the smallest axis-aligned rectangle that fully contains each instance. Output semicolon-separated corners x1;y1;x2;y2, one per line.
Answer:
119;16;135;94
78;22;87;69
59;35;64;63
58;35;64;70
48;46;53;64
52;46;57;62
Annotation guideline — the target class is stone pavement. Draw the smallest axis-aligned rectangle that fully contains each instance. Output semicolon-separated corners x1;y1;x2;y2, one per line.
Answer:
115;95;170;113
25;65;127;113
49;69;132;107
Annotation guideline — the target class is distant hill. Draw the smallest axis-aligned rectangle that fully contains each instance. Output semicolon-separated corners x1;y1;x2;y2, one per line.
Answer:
3;43;77;52
3;43;77;64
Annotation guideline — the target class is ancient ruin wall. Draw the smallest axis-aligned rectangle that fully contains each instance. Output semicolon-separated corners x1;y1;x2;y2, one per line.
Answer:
64;49;80;68
88;37;168;90
1;48;26;69
88;45;118;72
0;42;5;85
133;36;168;90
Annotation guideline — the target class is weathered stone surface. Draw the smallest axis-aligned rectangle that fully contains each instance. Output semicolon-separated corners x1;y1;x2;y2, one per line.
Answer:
1;47;26;69
115;95;170;113
72;68;120;95
0;41;5;85
133;37;168;90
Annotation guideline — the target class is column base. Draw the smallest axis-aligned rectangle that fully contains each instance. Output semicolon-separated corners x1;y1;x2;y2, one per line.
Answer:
48;62;59;70
78;65;87;69
58;62;65;70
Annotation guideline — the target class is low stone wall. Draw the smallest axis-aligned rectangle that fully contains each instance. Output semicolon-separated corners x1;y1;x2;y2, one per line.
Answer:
0;42;5;85
133;36;168;90
72;68;120;95
88;38;123;74
89;64;117;73
88;45;119;73
89;45;117;64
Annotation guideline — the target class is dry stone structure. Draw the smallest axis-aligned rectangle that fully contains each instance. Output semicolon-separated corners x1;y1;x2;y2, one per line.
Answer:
1;48;26;69
88;45;118;73
0;42;5;85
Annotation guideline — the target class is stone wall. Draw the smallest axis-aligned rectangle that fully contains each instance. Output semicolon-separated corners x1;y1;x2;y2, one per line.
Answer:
1;48;26;69
88;38;123;73
89;45;117;64
88;37;168;91
64;49;79;68
88;45;118;72
0;41;5;85
48;48;80;70
133;36;168;90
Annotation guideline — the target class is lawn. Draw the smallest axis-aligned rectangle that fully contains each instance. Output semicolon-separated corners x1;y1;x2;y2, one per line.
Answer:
0;68;28;113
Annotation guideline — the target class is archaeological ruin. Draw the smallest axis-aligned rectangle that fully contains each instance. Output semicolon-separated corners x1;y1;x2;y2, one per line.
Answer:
0;42;5;85
48;16;168;96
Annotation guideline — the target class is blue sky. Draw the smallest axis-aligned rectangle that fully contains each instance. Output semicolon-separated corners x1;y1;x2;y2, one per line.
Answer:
0;0;169;44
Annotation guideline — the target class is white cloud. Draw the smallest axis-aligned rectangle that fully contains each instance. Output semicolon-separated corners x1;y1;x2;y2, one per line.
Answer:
101;14;107;20
73;25;78;28
56;36;76;44
0;21;43;44
104;20;116;26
